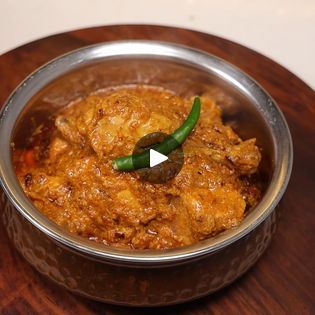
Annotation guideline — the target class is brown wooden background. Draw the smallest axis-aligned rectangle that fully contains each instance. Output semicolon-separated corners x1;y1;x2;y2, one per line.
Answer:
0;25;314;315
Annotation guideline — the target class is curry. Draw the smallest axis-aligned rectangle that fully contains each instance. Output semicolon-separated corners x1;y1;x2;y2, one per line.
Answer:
14;85;261;249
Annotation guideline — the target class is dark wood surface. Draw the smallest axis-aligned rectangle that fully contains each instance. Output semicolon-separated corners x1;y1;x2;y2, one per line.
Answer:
0;25;314;315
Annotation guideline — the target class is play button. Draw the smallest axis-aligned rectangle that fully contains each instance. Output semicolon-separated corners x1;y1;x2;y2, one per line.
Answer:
150;149;168;167
132;132;184;183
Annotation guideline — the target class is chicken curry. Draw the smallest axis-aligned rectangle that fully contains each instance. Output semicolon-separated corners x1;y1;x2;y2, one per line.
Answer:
14;85;261;249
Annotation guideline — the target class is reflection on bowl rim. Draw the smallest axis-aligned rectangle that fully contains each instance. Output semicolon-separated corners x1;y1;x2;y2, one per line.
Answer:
0;41;293;265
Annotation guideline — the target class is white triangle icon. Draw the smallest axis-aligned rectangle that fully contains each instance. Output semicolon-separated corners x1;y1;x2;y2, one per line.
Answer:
150;149;168;167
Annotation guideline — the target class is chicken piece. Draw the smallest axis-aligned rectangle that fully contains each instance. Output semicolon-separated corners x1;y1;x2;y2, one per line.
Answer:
55;116;84;146
49;136;69;162
136;112;172;137
181;188;245;239
90;114;129;158
115;189;157;225
89;110;173;158
23;172;71;208
76;106;97;135
226;139;261;174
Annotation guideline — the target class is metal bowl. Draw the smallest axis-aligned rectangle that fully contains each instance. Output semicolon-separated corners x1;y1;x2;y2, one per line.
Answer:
0;41;293;306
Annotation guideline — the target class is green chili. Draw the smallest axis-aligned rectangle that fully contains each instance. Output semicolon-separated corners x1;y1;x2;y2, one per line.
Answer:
113;97;201;171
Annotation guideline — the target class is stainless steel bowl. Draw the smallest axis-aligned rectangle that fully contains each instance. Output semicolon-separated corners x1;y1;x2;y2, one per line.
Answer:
0;41;293;306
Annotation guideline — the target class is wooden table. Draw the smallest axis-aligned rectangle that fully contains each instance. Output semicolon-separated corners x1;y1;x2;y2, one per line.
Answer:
0;25;314;315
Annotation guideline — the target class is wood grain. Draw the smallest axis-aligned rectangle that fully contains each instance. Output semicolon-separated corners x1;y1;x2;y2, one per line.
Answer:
0;25;314;315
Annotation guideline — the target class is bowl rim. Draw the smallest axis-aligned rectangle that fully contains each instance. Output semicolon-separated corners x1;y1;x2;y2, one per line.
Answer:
0;40;293;265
